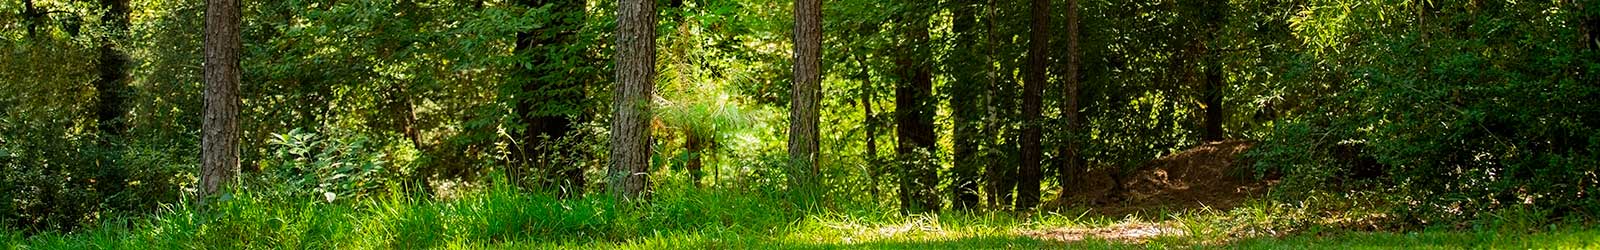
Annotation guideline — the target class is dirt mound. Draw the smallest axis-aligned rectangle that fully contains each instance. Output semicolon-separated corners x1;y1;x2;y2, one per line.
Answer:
1051;140;1271;216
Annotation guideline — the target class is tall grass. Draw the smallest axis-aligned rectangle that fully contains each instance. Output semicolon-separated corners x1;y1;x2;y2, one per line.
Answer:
3;181;1597;249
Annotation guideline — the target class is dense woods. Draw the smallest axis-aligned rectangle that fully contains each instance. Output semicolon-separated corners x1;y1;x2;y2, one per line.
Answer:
2;0;1599;247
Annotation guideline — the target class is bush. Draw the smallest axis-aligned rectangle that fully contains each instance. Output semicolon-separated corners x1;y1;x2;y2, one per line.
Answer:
257;128;397;203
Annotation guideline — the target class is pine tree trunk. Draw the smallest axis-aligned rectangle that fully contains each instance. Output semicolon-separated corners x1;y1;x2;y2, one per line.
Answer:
1016;0;1051;211
200;0;242;203
948;0;983;211
1056;0;1083;192
789;0;823;194
611;0;657;202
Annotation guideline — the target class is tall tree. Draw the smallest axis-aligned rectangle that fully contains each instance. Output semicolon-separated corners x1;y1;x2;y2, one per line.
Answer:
947;0;983;211
1016;0;1050;210
512;0;588;198
788;0;822;195
895;2;939;214
1197;1;1227;142
611;0;657;202
95;0;131;138
983;0;1018;211
200;0;242;202
1055;0;1082;195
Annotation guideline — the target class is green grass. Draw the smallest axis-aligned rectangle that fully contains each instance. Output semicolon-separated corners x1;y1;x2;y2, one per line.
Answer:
3;185;1596;249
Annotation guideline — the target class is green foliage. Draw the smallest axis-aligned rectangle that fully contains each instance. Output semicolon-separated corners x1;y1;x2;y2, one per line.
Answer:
1252;0;1600;224
259;129;395;202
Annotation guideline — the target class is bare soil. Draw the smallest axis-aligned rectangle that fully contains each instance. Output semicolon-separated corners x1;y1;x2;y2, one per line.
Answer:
1029;140;1270;243
1049;140;1273;217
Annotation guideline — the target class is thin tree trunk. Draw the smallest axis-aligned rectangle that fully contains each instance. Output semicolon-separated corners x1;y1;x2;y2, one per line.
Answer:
1056;0;1083;192
200;0;243;204
859;56;880;198
983;0;1017;211
789;0;823;194
895;8;939;214
611;0;657;202
23;0;38;38
686;134;706;187
948;0;983;211
1200;2;1226;143
1201;57;1224;142
1017;0;1051;211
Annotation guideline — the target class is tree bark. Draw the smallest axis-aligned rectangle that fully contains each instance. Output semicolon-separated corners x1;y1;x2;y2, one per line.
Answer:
611;0;657;202
1017;0;1051;211
789;0;823;194
1056;0;1083;194
948;0;983;211
201;0;242;203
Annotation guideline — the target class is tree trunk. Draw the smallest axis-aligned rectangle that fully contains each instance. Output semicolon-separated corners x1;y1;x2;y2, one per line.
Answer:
948;0;983;211
1016;0;1051;211
1056;0;1083;193
859;56;880;198
685;134;706;187
1584;1;1598;50
201;0;242;204
96;0;131;138
983;0;1017;211
611;0;657;202
23;0;38;38
895;9;940;214
789;0;823;195
1201;58;1224;142
1199;3;1226;143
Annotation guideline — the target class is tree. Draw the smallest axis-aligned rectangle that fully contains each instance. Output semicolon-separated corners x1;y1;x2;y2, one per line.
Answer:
511;0;589;198
95;0;131;138
1054;0;1082;197
895;1;939;214
982;0;1019;211
200;0;242;202
1015;0;1050;210
1194;0;1227;142
788;0;823;196
947;0;983;211
611;0;657;202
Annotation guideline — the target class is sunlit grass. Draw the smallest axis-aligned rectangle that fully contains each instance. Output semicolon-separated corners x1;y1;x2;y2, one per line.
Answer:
2;186;1596;249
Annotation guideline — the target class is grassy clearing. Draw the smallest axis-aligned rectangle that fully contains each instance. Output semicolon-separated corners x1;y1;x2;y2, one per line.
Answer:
3;186;1595;249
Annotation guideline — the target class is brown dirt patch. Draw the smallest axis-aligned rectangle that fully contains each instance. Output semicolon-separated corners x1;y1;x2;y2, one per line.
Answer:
1022;223;1186;243
1049;140;1273;216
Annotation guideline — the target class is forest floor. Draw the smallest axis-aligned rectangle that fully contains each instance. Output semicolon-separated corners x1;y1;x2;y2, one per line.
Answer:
7;141;1600;249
